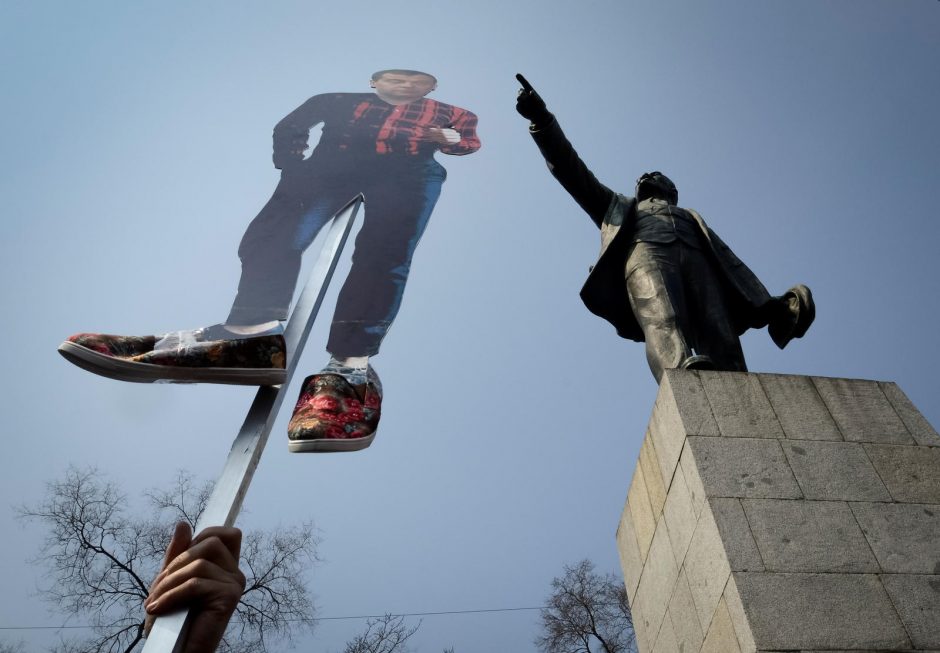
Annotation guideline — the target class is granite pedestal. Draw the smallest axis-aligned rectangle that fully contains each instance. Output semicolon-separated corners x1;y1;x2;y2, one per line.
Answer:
617;370;940;653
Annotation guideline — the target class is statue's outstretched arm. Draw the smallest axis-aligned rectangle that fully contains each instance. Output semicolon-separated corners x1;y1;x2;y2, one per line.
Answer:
516;74;614;227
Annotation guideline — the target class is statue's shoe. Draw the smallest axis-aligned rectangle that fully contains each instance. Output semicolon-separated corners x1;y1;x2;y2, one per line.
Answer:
680;354;715;371
769;284;816;349
287;367;382;453
58;325;286;385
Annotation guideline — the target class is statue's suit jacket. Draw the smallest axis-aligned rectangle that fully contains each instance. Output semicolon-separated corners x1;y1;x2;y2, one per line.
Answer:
530;119;777;343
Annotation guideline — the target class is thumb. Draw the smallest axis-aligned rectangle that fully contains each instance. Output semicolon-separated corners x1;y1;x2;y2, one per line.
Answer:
161;522;193;571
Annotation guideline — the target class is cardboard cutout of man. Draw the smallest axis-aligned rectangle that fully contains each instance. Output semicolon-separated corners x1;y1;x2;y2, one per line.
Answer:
60;69;480;452
515;74;813;382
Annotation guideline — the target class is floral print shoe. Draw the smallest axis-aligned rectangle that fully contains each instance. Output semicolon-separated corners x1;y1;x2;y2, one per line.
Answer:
58;325;286;385
287;366;382;453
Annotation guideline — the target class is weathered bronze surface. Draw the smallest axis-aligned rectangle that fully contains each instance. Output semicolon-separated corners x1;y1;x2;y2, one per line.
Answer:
516;74;814;382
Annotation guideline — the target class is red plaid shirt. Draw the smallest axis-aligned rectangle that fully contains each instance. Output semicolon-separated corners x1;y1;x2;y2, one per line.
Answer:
273;93;480;167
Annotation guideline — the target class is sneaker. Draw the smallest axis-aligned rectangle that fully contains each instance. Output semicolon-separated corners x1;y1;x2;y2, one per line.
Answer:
287;366;382;453
58;324;286;385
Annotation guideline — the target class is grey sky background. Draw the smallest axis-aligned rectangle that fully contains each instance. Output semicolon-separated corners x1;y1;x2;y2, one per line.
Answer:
2;1;938;651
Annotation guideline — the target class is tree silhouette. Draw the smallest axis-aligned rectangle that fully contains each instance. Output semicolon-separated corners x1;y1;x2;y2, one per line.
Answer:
18;467;317;653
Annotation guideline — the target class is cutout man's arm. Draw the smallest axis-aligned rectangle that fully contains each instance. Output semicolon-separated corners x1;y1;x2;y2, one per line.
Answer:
516;74;614;227
434;108;481;156
271;94;329;170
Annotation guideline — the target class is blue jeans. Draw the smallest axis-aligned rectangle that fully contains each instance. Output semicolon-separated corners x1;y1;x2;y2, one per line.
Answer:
227;152;446;357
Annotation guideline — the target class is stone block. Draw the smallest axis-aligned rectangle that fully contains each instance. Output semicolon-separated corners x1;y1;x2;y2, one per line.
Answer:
662;466;697;566
741;499;878;573
880;574;940;649
679;440;707;521
723;575;757;653
732;571;910;650
710;498;764;571
616;499;643;602
640;436;668;517
813;376;913;444
651;612;679;653
683;502;731;630
666;568;704;653
686;436;803;499
628;463;657;563
652;372;719;489
662;369;721;436
881;381;940;446
701;597;742;653
865;443;940;504
759;373;842;441
699;371;785;439
633;521;679;653
649;397;687;494
781;440;891;502
850;501;940;574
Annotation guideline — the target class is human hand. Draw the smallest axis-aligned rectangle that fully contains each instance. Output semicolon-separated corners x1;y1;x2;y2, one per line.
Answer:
144;522;246;653
515;73;553;127
427;127;462;145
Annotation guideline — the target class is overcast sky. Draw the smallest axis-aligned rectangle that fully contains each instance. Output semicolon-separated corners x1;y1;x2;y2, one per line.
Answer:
2;1;939;651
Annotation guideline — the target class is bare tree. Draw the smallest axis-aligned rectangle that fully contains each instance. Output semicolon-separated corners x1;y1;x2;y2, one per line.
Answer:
0;641;27;653
343;614;420;653
535;559;635;653
18;467;317;653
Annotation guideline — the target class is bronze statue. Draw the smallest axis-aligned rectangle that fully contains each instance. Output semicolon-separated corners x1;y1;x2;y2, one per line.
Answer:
515;74;814;382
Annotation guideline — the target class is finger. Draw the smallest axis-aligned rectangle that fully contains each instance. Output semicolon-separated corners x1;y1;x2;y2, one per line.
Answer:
162;522;193;569
191;526;243;562
146;573;243;615
515;73;534;92
158;533;241;585
147;555;245;610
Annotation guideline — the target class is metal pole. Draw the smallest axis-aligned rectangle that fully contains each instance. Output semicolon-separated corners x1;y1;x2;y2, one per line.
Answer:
142;195;363;652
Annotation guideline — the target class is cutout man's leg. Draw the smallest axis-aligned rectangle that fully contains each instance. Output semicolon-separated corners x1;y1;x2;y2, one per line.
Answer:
227;169;352;326
327;161;444;358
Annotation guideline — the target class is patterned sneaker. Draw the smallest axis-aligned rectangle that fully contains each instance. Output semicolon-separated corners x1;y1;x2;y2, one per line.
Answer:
287;366;382;453
58;324;286;385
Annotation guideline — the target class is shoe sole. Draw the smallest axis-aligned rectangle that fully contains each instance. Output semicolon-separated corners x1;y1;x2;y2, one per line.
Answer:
288;432;375;453
58;341;286;386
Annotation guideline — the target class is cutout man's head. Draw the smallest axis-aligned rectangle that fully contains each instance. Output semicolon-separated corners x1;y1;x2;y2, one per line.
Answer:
370;70;438;104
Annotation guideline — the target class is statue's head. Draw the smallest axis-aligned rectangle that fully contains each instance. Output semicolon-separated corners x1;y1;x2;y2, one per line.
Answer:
635;171;678;205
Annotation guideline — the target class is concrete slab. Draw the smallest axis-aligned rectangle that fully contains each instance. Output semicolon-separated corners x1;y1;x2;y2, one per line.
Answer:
865;443;940;504
683;503;731;631
759;373;843;441
686;436;803;499
781;440;891;502
741;499;879;573
616;498;643;602
633;521;680;653
880;381;940;447
812;377;913;445
850;501;940;574
699;371;785;439
710;498;764;571
732;572;910;650
880;573;940;649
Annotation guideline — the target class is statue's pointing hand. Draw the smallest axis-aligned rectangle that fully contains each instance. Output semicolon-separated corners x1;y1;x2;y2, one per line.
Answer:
515;73;554;129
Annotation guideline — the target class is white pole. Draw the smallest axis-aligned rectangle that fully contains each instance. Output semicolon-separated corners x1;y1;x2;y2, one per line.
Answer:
142;195;363;652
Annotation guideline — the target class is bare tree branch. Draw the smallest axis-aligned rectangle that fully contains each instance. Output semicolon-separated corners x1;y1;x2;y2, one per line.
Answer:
18;466;318;653
343;614;421;653
535;560;635;653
